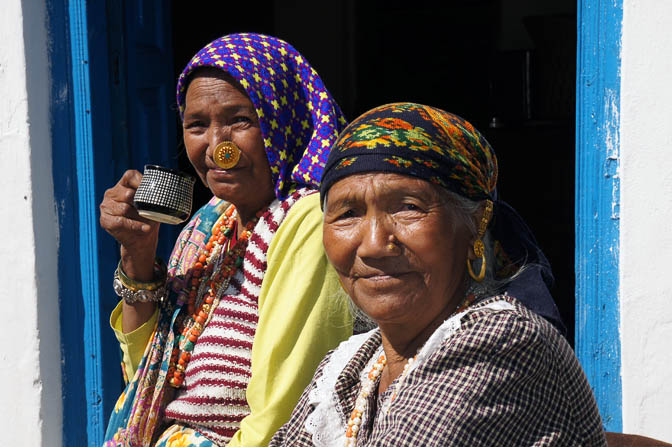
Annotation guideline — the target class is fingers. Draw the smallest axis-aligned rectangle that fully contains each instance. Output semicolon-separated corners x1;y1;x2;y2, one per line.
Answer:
119;169;143;189
104;169;142;203
100;170;160;247
100;211;151;234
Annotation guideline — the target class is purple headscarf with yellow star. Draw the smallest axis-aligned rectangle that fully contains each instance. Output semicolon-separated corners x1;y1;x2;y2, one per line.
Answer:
177;33;347;199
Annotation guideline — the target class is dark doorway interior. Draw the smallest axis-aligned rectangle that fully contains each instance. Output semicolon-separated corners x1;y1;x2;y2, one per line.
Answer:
171;0;576;343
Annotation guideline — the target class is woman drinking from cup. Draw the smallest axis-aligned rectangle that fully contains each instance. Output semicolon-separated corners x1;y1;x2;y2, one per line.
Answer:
271;103;606;446
100;33;352;447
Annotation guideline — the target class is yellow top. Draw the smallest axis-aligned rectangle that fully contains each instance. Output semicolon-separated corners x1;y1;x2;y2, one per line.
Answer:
110;192;353;446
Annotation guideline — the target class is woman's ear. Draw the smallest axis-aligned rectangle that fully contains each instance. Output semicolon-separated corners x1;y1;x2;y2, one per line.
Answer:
466;200;490;261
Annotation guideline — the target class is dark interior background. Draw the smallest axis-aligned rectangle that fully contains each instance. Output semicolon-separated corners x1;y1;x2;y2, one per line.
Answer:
171;0;577;343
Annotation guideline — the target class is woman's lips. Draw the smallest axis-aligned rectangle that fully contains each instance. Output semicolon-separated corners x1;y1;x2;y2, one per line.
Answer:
355;272;409;281
207;166;242;179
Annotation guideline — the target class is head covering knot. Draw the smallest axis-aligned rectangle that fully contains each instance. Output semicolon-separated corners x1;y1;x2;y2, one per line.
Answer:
177;33;347;199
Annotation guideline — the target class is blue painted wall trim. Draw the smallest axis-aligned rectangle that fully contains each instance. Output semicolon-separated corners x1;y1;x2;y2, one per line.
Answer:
575;0;623;431
49;0;124;445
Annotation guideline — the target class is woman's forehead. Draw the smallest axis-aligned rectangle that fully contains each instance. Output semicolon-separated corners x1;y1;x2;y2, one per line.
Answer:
327;172;443;202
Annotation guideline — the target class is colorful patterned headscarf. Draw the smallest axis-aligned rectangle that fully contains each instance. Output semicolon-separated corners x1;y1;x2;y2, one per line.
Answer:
320;102;566;335
320;102;497;204
177;33;347;199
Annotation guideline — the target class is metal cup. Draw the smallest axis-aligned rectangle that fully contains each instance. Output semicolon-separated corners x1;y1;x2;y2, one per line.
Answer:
133;165;196;224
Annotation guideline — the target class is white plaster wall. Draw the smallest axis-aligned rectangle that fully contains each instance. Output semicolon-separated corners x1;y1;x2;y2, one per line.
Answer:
620;0;672;441
0;0;61;446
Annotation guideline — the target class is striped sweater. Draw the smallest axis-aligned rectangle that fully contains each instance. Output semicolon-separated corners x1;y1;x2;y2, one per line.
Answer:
164;188;313;444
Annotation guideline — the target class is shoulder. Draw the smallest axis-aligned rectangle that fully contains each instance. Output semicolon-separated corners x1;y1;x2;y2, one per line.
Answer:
278;190;322;231
268;190;323;258
438;296;576;375
460;296;564;349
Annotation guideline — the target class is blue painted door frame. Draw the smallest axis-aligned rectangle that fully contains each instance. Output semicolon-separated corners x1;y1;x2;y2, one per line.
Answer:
49;0;624;444
48;0;176;444
575;0;623;432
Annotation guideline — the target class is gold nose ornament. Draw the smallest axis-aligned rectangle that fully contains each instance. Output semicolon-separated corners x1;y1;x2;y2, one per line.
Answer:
213;141;241;169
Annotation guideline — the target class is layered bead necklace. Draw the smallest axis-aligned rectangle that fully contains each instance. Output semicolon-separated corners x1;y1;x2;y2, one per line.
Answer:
344;294;477;446
167;204;259;388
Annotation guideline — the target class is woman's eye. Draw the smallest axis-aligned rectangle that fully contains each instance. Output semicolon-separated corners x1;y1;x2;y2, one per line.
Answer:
232;116;252;125
338;209;356;220
185;121;206;131
400;203;422;212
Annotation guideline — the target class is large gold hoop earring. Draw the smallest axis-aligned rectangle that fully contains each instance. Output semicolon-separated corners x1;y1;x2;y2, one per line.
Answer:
467;239;486;282
467;200;493;283
213;141;241;169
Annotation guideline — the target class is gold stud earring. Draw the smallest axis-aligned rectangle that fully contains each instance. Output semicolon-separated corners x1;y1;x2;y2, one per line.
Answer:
213;141;241;169
467;200;493;283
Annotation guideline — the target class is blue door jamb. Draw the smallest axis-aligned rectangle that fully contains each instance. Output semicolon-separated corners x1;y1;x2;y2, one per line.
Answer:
67;0;107;444
50;0;178;444
575;0;623;431
49;0;123;445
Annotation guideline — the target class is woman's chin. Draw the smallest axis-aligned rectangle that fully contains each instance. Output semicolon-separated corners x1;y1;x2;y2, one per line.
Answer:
351;284;425;323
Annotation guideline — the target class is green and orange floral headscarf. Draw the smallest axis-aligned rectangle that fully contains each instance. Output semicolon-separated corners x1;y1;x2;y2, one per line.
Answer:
320;102;497;203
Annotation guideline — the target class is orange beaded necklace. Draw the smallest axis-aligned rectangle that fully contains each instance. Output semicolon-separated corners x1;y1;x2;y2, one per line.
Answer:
167;204;259;388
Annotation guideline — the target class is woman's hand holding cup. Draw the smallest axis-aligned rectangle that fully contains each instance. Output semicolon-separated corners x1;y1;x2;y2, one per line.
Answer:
100;169;160;282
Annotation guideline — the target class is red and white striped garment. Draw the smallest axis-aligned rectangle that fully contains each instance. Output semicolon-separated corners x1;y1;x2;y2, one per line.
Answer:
164;188;314;445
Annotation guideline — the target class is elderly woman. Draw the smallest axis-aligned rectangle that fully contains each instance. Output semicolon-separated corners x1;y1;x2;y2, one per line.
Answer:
99;34;352;447
271;103;606;446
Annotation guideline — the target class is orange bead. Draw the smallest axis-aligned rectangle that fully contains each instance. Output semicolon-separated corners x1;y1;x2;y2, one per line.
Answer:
205;241;213;251
345;427;353;437
204;296;214;304
180;352;190;361
198;310;208;320
178;358;187;367
198;254;207;263
225;206;235;217
188;334;198;343
212;226;220;235
194;262;204;270
196;315;205;325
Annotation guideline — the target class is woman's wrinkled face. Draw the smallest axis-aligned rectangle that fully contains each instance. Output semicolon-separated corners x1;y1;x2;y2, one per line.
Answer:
323;173;472;328
182;69;275;210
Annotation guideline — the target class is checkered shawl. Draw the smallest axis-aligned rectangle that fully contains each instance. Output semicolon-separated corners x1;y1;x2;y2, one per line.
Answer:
271;296;606;446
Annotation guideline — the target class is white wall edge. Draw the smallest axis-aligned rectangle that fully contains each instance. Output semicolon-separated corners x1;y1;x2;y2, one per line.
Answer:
619;0;672;440
0;0;61;445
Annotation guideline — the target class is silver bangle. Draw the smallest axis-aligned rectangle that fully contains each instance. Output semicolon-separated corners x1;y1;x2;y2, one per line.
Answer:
113;270;166;304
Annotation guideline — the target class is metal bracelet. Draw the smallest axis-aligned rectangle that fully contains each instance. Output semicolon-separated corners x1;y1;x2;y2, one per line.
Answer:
116;258;167;291
113;269;166;303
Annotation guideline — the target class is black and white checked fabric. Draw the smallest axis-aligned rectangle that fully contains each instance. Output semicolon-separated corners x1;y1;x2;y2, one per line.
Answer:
134;166;194;215
271;296;606;447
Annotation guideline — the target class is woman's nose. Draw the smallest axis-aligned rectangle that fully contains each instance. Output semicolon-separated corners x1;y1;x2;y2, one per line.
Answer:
207;126;232;154
356;215;397;259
